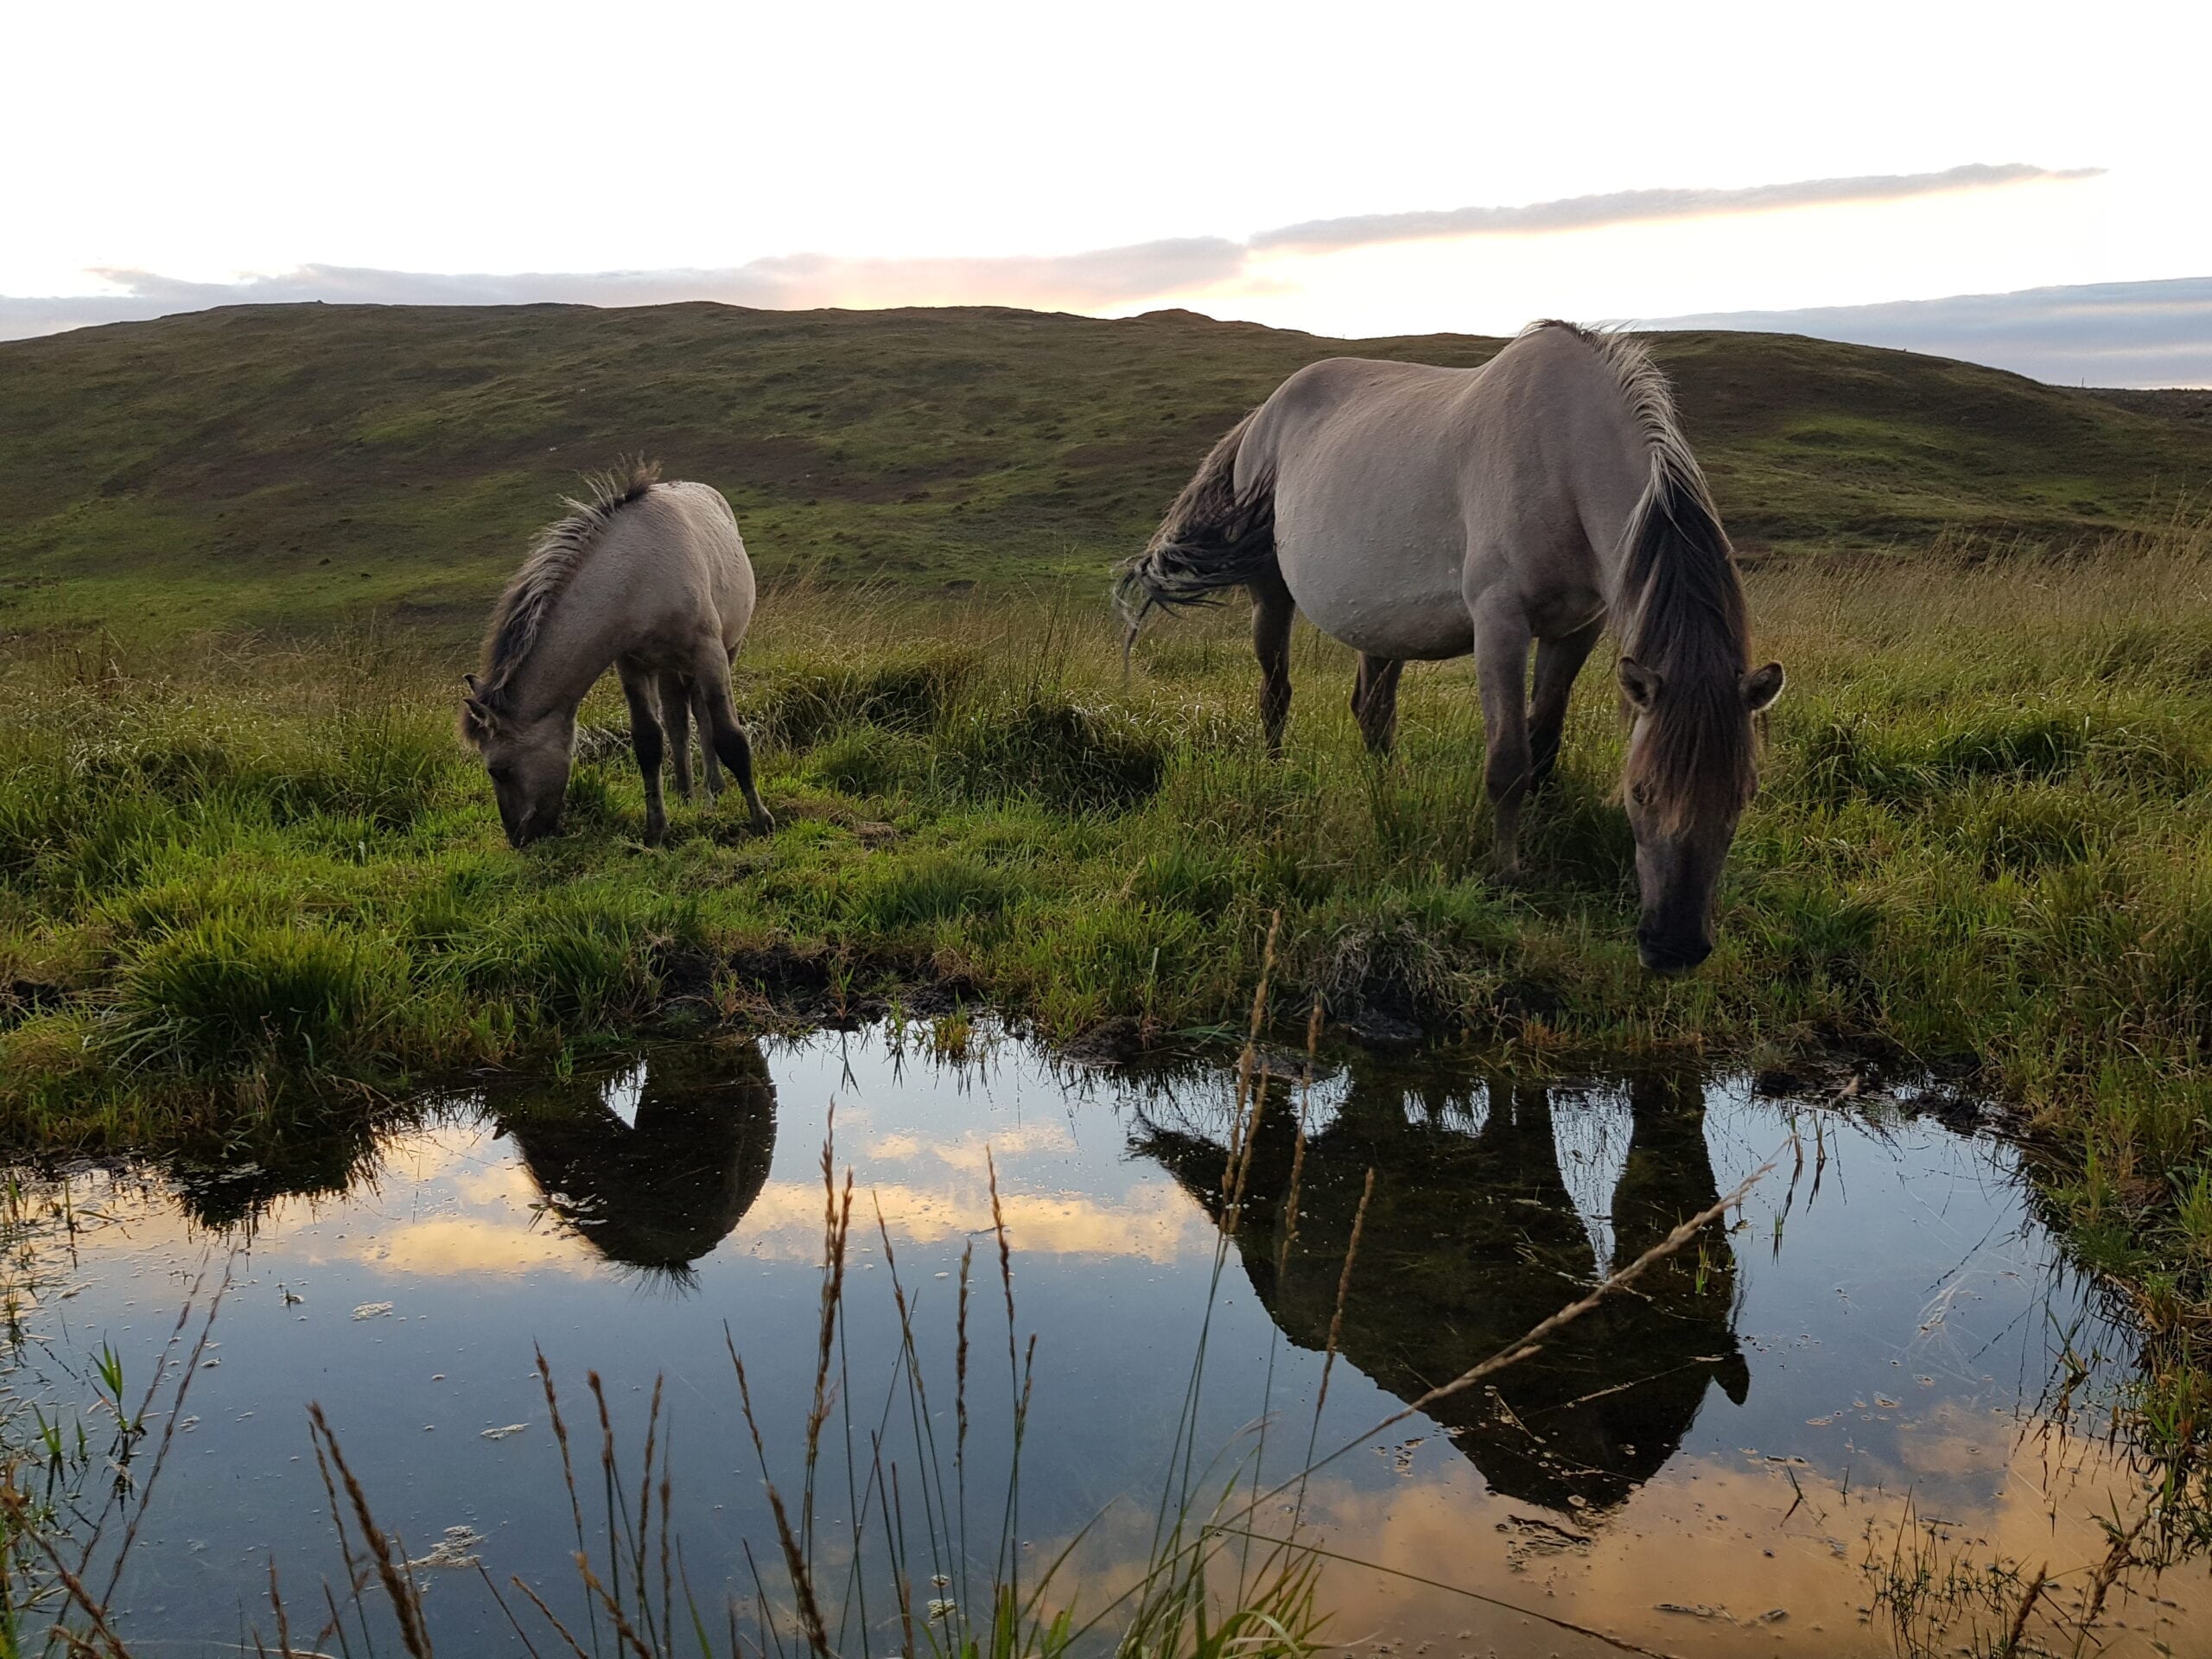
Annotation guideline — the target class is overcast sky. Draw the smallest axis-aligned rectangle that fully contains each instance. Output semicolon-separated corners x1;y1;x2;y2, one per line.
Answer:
7;0;2209;381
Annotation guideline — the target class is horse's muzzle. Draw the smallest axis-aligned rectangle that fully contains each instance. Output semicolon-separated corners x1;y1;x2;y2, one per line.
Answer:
1637;931;1713;976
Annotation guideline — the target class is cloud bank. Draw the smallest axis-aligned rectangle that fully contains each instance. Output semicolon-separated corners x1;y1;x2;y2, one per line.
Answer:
1251;162;2098;252
1644;276;2212;389
1;162;2088;340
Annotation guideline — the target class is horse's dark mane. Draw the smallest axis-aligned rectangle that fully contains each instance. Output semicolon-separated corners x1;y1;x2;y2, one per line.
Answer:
1529;321;1755;831
467;459;662;733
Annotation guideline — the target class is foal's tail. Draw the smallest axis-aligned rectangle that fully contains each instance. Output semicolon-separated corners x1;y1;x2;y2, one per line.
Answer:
1113;410;1277;659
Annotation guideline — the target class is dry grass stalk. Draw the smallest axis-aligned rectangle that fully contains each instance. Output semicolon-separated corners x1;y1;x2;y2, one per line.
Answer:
2000;1561;2047;1656
2077;1508;2152;1646
306;1403;432;1659
1278;999;1321;1277
1261;1157;1774;1523
956;1237;974;1469
585;1371;630;1630
575;1555;657;1659
730;1349;832;1658
1404;1166;1770;1421
264;1557;298;1658
531;1342;602;1654
986;1147;1017;1378
890;1462;918;1659
0;1484;132;1659
476;1561;568;1659
804;1136;855;1551
635;1374;665;1645
1226;1065;1269;1234
1315;1168;1376;1419
1223;912;1281;1202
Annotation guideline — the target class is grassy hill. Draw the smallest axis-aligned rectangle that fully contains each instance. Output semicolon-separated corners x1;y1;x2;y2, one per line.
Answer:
3;301;2210;639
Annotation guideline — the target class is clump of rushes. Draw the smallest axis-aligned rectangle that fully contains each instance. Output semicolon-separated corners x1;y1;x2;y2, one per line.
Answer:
4;524;2212;1334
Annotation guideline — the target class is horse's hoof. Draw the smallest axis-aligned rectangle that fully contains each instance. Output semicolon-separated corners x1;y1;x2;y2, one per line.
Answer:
750;810;778;836
1489;863;1531;891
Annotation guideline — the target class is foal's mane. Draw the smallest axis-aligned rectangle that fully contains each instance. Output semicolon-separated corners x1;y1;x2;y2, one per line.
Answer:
1528;321;1755;831
473;459;662;714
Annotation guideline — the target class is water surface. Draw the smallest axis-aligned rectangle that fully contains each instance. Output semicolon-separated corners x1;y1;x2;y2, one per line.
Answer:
3;1028;2199;1656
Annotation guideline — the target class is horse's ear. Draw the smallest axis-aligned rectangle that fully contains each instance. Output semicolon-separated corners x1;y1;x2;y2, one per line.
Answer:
459;682;498;742
1617;656;1662;712
1740;661;1785;714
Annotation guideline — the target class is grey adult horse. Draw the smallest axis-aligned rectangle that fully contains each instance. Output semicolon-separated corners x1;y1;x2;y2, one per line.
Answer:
461;461;774;848
1116;321;1783;973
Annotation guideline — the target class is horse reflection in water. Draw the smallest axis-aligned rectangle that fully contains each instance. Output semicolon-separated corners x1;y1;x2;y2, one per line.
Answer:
1141;1068;1747;1514
493;1043;778;1279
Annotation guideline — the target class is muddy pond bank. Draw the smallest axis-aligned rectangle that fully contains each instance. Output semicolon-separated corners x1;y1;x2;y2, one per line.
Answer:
2;1027;2204;1656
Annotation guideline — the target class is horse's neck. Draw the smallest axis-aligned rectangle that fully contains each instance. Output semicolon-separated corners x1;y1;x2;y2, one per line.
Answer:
505;599;613;721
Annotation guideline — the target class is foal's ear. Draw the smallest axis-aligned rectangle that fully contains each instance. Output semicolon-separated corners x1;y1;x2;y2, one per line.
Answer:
1617;656;1662;712
1740;661;1786;713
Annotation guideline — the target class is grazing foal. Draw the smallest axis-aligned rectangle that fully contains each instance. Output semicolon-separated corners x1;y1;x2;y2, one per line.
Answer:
460;461;773;849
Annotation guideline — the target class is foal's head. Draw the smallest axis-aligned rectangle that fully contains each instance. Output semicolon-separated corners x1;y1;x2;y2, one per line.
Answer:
1616;655;1785;974
460;674;575;848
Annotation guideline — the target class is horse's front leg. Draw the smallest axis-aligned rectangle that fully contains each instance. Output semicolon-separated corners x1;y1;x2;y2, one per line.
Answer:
1351;654;1404;755
1250;574;1295;757
1528;620;1603;791
657;671;696;803
618;663;670;846
1470;594;1535;880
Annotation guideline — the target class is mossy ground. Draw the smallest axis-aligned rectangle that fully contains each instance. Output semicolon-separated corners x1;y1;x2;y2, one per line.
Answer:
7;530;2212;1348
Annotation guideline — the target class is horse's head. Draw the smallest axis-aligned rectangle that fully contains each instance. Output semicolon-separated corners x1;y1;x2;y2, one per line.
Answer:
460;673;575;848
1617;656;1785;974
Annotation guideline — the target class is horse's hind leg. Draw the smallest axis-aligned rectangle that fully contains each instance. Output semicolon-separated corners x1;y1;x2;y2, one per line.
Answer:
690;642;773;833
1251;575;1295;757
658;671;696;803
1351;654;1404;755
617;660;670;846
1529;620;1603;791
693;678;724;800
1470;592;1535;880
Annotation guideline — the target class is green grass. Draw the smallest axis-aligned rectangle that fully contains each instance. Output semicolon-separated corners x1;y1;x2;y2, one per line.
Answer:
6;527;2212;1348
3;303;2210;638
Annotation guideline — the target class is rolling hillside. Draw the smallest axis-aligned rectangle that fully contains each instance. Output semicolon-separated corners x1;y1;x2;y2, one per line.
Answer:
3;301;2209;639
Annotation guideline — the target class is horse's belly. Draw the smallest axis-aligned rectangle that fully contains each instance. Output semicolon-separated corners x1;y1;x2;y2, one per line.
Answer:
1277;509;1473;661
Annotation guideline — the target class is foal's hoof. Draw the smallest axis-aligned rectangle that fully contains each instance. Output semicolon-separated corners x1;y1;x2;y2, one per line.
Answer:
1488;862;1532;891
748;809;778;836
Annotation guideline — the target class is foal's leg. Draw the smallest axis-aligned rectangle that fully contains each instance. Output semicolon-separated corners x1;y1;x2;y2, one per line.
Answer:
693;677;725;800
617;660;670;846
1351;654;1405;756
658;671;696;803
690;641;774;832
1250;575;1296;757
1470;593;1535;880
1528;620;1603;791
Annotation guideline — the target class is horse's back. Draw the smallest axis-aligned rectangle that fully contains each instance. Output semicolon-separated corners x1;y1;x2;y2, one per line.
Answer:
582;481;757;661
1249;334;1643;658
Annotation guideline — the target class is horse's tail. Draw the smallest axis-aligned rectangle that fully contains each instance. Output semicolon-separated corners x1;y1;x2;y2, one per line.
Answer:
1114;410;1277;658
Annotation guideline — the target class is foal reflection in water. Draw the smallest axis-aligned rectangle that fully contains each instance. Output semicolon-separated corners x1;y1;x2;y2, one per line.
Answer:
491;1043;779;1280
1142;1068;1746;1514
